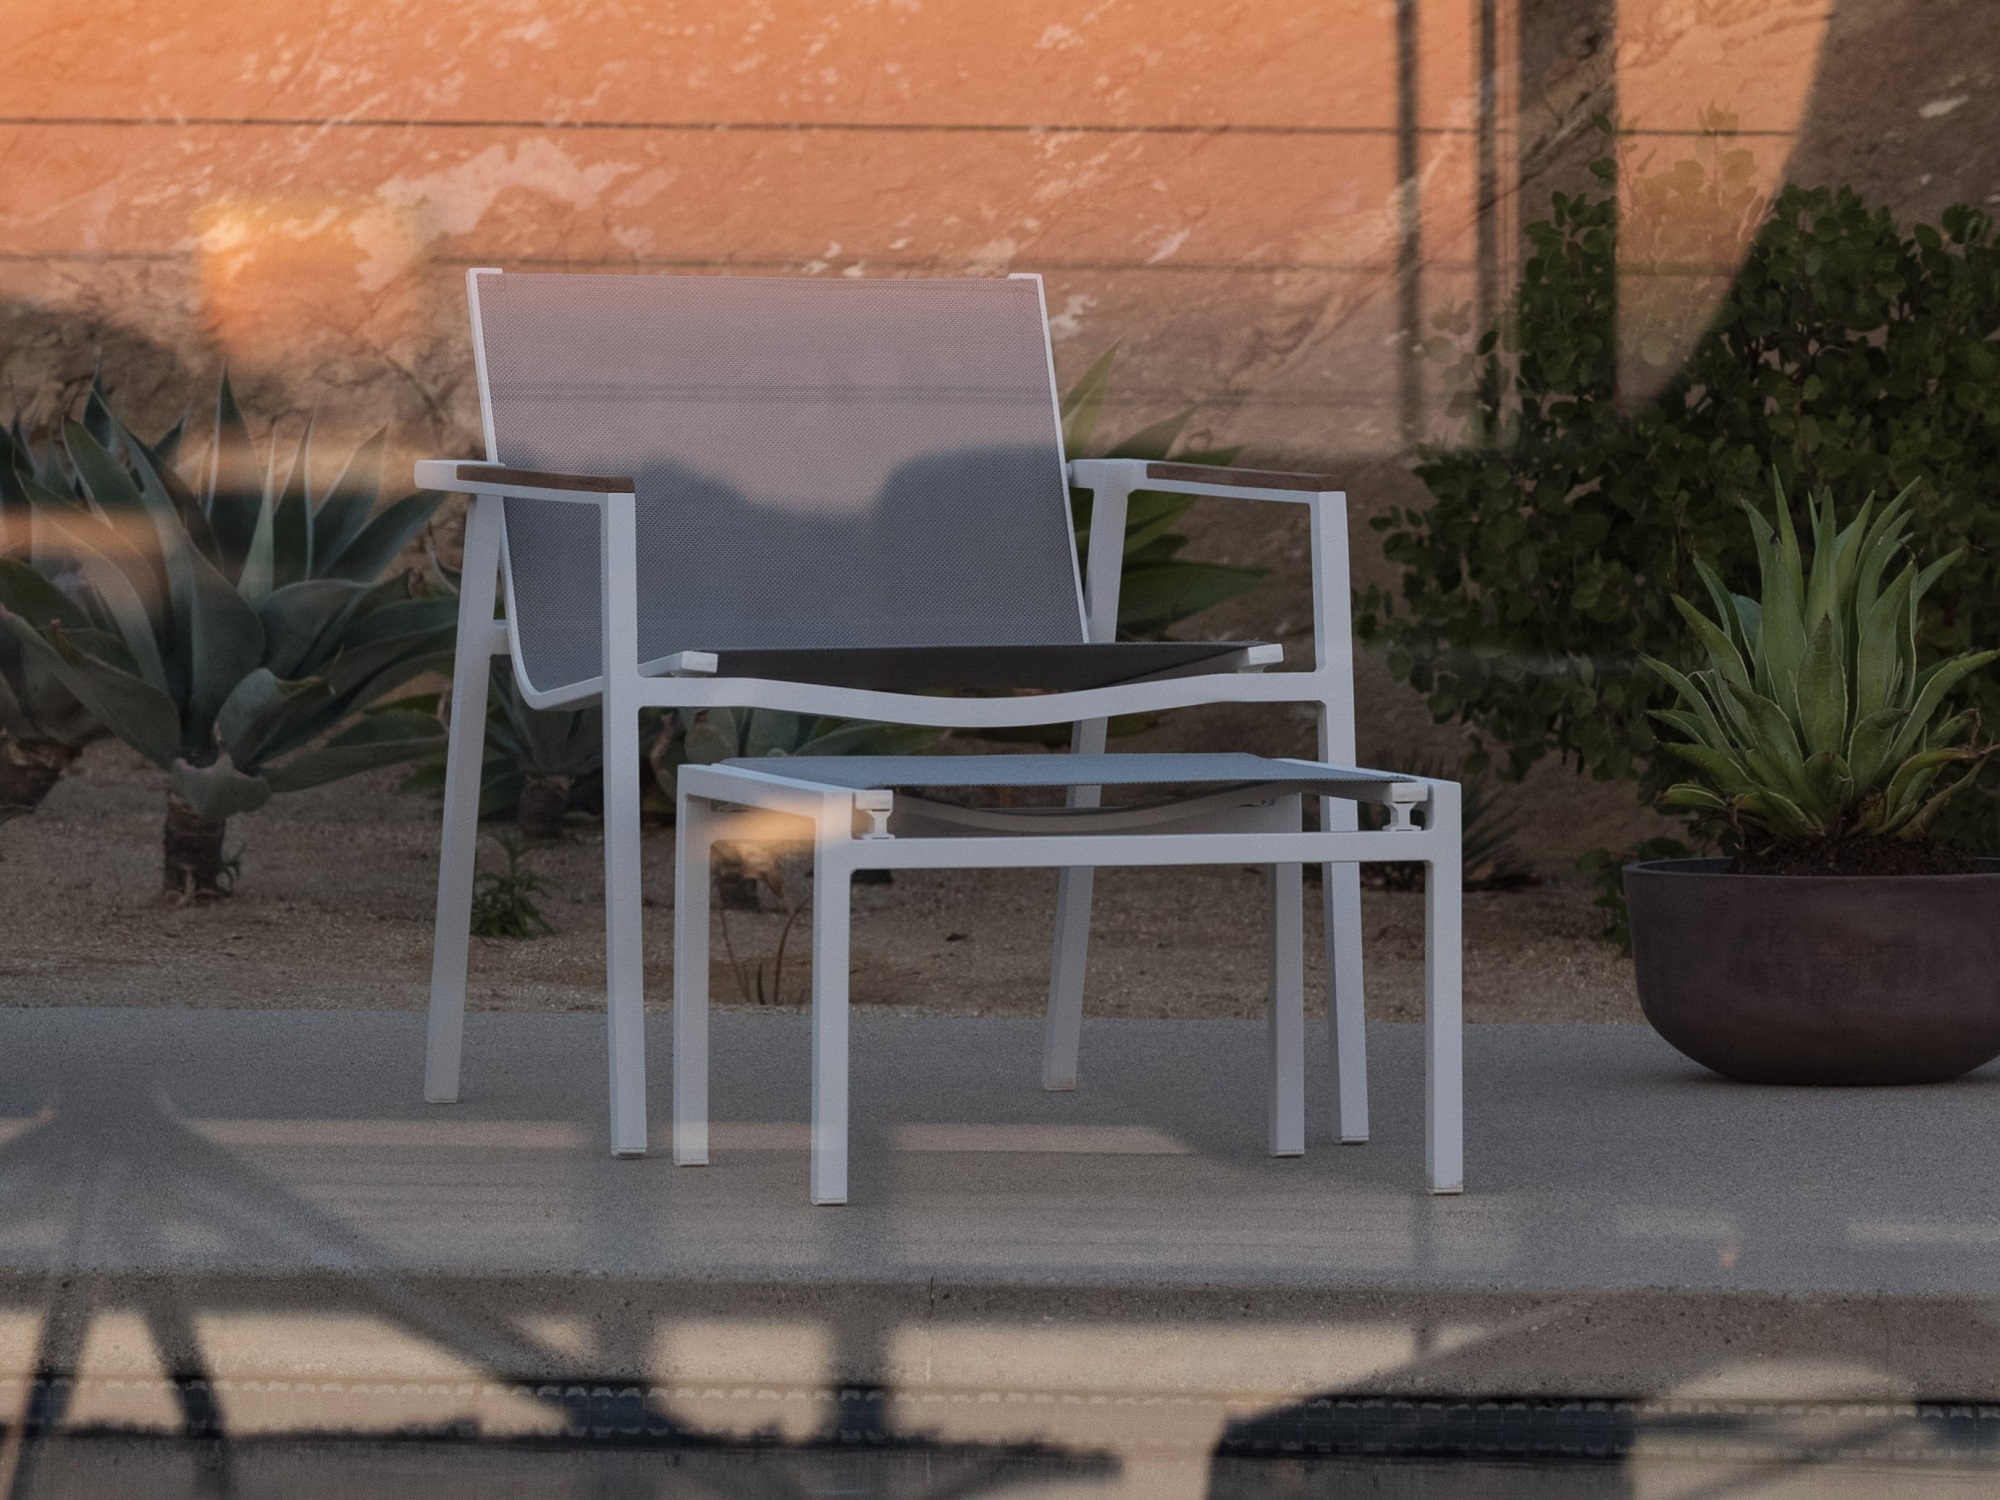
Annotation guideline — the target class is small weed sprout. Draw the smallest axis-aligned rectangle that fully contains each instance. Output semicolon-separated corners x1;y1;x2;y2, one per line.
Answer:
713;841;812;1005
470;834;556;939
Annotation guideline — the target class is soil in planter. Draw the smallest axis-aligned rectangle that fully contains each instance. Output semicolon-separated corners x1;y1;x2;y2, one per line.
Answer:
1733;836;1979;878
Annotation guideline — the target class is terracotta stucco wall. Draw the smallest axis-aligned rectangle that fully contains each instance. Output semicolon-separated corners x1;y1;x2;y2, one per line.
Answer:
3;0;1828;466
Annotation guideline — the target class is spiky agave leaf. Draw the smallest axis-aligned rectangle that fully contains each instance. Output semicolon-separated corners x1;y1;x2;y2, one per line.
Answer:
3;385;448;835
1648;477;1997;850
0;555;105;749
1060;347;1263;639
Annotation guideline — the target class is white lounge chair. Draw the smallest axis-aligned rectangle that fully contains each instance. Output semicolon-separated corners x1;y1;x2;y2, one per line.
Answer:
415;269;1463;1197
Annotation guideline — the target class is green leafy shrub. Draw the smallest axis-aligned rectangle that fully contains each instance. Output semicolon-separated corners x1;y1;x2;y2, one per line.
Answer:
0;377;453;895
1647;482;1995;869
1362;158;2000;859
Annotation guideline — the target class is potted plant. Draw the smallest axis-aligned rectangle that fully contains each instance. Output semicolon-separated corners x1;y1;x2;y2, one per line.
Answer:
1626;481;2000;1085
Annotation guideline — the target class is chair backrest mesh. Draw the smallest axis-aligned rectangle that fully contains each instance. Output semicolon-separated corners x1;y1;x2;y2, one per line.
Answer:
474;272;1086;697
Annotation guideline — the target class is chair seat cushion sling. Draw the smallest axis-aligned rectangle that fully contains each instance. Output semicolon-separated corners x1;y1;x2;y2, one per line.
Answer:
680;640;1267;693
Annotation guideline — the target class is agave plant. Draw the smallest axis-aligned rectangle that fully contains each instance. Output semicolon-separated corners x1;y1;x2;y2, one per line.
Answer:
1645;479;1998;856
397;656;608;840
0;417;107;821
1060;345;1267;637
0;377;454;895
485;659;608;839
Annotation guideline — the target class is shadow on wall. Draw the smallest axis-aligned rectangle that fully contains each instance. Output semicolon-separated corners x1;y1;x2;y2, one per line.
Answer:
0;303;200;440
0;297;467;476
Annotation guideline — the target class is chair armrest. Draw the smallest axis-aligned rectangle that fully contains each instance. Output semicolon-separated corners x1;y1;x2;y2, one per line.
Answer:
1069;457;1337;501
1144;461;1336;493
1065;458;1354;751
414;460;636;504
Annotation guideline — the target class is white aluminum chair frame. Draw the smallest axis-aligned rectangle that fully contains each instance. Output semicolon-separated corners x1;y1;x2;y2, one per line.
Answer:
418;453;1422;1179
674;759;1462;1204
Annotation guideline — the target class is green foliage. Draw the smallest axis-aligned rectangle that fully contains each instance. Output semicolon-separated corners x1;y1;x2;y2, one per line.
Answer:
397;660;609;822
1362;156;2000;849
1646;481;1996;844
1061;346;1267;637
469;833;555;938
0;376;453;822
485;656;603;788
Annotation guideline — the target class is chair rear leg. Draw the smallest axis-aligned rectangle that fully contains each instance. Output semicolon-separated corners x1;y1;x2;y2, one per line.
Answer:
603;702;649;1159
672;793;713;1166
1266;859;1306;1157
810;835;853;1205
1322;790;1370;1141
425;497;503;1106
1042;867;1093;1090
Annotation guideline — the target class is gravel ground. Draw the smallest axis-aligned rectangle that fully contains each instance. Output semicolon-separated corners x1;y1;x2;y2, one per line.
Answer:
0;743;1639;1024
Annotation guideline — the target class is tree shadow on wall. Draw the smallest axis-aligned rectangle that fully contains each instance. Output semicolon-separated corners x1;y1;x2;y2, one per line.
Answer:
0;302;202;441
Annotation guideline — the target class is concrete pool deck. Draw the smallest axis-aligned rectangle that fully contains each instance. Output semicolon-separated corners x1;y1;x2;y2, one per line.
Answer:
3;1005;2000;1492
4;1007;1997;1295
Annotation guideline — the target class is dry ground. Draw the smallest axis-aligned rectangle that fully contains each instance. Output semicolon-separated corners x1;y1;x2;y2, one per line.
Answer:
0;743;1639;1025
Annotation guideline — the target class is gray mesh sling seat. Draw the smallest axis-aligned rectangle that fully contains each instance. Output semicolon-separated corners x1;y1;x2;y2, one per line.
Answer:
416;268;1427;1177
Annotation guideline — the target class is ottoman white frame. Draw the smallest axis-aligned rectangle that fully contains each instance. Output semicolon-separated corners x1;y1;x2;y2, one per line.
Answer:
673;757;1463;1205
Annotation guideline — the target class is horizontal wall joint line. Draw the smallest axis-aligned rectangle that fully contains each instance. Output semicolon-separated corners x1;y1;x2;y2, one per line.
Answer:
0;116;1797;138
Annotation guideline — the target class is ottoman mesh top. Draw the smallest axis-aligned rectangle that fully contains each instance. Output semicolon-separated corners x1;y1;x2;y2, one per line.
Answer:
720;753;1417;793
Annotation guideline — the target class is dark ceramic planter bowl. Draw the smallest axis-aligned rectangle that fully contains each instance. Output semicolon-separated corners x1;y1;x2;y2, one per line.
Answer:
1624;858;2000;1086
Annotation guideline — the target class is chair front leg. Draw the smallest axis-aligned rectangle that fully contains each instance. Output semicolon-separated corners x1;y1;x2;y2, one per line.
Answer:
672;791;714;1166
1424;781;1465;1194
1322;798;1370;1142
1043;715;1108;1091
426;494;504;1106
1042;867;1093;1090
1266;837;1306;1157
810;801;855;1205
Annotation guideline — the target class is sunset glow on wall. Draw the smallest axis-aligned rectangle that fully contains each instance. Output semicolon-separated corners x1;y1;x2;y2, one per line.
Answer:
0;0;1834;460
